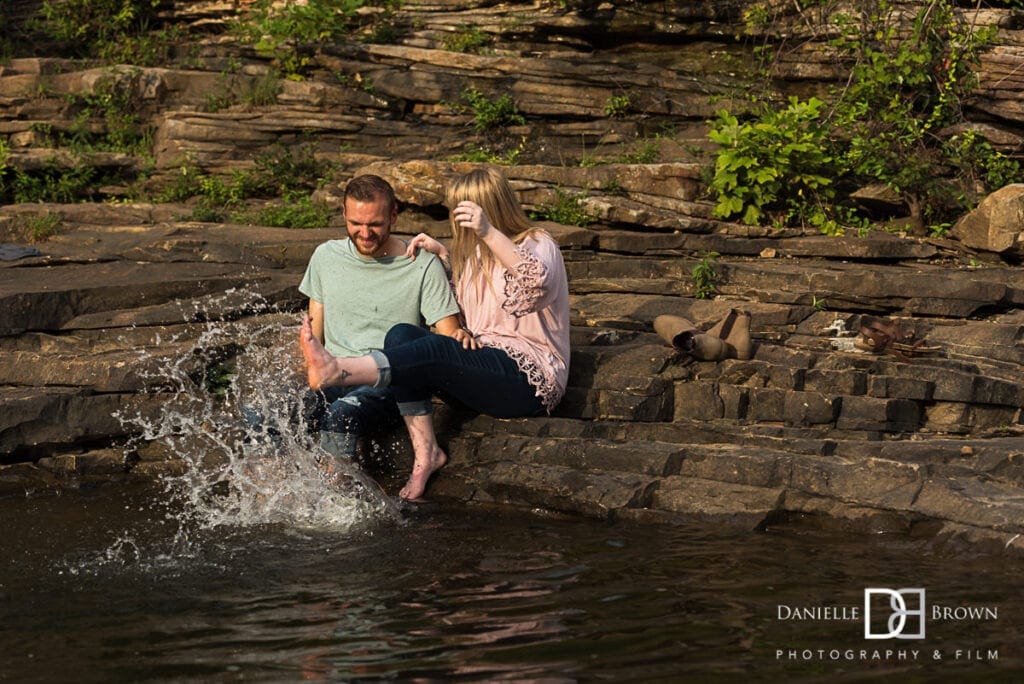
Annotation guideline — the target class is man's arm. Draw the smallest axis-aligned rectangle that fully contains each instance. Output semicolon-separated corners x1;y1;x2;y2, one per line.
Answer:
434;313;480;350
308;299;325;344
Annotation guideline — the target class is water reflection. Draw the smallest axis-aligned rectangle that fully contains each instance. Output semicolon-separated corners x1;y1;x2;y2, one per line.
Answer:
1;488;1023;681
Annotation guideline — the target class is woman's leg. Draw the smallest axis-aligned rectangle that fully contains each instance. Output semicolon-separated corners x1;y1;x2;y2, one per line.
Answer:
383;325;545;418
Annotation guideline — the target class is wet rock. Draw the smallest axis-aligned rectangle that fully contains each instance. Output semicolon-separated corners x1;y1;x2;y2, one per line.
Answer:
649;477;785;529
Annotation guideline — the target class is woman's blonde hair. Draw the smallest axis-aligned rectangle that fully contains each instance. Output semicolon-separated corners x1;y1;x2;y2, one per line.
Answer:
446;166;539;286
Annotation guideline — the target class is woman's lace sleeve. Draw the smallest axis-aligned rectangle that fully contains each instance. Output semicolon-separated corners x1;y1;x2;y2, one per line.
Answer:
501;245;549;318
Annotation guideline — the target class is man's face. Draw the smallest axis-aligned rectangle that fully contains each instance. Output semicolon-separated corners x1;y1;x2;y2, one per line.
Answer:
344;197;396;258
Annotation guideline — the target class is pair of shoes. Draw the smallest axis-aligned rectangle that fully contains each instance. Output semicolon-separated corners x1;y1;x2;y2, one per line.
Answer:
854;316;941;359
654;309;753;361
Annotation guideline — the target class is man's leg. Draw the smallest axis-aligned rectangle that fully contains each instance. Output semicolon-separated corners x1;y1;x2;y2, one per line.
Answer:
397;413;447;500
300;315;378;390
317;385;402;471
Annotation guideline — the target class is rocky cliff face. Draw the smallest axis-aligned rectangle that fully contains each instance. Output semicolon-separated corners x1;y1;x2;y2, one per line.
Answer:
2;0;1024;549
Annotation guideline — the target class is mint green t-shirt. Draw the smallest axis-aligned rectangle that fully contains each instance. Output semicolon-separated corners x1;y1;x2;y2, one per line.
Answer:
299;239;460;357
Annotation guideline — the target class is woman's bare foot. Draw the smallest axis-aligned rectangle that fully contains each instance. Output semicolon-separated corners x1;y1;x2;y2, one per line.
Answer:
399;446;447;500
299;315;339;390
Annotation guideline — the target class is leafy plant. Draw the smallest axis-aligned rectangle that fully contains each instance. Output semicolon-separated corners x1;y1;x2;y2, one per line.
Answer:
33;0;163;59
603;94;631;117
12;164;97;203
580;135;661;167
24;212;62;241
708;0;1021;233
458;88;526;132
691;251;719;299
708;96;833;226
56;70;152;155
529;187;596;226
231;195;332;229
233;0;364;78
157;146;335;227
241;69;282;107
443;25;492;54
0;139;9;196
451;137;527;165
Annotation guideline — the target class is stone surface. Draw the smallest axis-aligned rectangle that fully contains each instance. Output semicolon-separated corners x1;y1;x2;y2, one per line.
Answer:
1;0;1024;549
951;183;1024;254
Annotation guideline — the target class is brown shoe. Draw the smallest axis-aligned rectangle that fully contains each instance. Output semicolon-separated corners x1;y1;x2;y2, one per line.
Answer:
706;309;753;360
654;315;699;349
654;314;734;361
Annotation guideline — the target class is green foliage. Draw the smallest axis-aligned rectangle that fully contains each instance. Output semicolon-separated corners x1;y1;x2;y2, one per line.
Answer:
603;94;631;117
709;0;1022;233
233;0;365;78
361;2;404;45
708;97;833;225
158;146;336;228
11;163;97;203
231;195;332;228
691;251;719;299
459;88;526;132
443;25;493;54
38;70;154;155
24;212;62;241
612;140;660;165
580;137;661;167
242;70;282;107
451;138;526;165
0;139;9;195
160;145;333;205
33;0;163;59
529;187;596;226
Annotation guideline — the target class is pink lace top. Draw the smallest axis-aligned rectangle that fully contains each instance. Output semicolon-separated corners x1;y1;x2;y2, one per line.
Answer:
457;233;570;412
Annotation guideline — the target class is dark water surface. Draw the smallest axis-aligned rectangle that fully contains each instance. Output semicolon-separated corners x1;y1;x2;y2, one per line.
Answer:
1;484;1021;683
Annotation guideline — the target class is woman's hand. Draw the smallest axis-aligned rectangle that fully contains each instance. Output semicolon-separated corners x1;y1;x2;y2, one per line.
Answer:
453;201;493;238
450;327;482;350
405;233;447;261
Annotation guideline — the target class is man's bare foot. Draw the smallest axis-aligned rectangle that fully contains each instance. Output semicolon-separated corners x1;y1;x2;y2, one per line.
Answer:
299;315;338;390
399;446;447;500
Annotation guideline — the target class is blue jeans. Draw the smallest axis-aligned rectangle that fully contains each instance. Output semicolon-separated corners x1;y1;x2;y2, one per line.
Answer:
382;324;545;418
308;385;402;458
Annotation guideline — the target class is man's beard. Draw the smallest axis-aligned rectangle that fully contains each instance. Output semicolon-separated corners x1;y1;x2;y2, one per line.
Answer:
353;233;386;256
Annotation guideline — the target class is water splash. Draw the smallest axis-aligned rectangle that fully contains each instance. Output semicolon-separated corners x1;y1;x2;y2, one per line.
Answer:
115;290;402;558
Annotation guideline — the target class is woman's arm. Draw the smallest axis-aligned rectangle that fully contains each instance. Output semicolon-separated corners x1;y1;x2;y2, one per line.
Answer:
434;313;481;350
452;201;522;271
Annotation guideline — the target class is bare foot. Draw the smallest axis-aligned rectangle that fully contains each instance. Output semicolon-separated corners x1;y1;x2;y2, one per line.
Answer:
299;315;337;390
399;446;448;500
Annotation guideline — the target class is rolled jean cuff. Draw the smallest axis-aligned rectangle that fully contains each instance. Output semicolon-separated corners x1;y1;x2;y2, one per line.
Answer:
369;350;391;388
397;399;432;416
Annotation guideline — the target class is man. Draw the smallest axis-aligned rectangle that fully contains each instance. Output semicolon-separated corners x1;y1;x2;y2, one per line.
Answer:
299;174;461;463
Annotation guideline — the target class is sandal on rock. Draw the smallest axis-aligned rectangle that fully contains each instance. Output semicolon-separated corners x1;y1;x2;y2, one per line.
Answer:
856;316;940;359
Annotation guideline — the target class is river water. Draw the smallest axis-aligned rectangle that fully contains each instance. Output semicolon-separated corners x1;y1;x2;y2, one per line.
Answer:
2;309;1021;681
2;483;1021;683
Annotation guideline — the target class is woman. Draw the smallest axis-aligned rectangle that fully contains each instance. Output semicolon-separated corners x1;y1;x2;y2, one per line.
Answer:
300;166;570;500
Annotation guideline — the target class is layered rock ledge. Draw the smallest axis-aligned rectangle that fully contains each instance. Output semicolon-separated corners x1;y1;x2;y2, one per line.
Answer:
3;177;1023;550
2;1;1024;549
